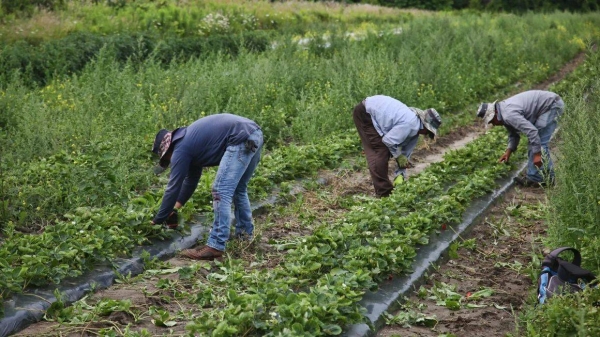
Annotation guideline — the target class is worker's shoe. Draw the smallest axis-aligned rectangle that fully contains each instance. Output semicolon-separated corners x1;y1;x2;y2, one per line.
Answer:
165;222;179;230
180;245;224;260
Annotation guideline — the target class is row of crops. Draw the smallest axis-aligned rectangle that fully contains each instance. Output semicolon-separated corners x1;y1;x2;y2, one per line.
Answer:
27;125;526;337
176;128;525;336
1;2;600;334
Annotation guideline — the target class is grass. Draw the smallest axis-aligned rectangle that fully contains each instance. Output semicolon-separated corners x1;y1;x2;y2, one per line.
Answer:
547;46;600;270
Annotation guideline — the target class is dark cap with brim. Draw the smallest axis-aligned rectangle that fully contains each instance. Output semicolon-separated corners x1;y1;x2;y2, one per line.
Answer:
152;128;173;170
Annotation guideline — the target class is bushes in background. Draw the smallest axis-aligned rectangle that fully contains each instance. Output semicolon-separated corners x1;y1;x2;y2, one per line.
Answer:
0;30;270;87
0;0;64;15
3;0;599;24
346;0;600;11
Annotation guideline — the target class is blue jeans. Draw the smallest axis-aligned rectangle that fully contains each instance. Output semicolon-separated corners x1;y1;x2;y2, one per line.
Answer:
207;129;263;251
527;100;564;182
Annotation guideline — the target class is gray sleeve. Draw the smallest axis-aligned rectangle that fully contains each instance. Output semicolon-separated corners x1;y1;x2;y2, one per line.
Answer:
382;124;413;158
503;111;540;154
505;125;521;152
400;135;419;159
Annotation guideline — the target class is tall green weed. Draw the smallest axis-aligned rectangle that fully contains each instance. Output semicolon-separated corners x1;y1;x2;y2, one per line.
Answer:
525;287;600;336
524;46;600;337
547;47;600;269
0;30;270;86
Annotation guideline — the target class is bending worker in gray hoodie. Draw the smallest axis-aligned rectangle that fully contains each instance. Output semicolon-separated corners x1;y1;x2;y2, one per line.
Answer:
353;95;442;197
477;90;564;187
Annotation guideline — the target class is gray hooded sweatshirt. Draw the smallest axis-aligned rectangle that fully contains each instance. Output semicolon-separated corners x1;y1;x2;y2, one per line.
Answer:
496;90;562;154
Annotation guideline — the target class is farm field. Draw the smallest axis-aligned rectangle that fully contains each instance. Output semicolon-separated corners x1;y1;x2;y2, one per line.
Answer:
378;186;547;337
1;1;600;336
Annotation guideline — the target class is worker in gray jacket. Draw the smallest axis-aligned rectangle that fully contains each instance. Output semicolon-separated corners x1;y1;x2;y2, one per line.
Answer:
476;90;564;187
353;95;442;197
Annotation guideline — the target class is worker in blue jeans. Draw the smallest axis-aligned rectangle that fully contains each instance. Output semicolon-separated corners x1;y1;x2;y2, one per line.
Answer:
151;113;263;260
477;90;564;187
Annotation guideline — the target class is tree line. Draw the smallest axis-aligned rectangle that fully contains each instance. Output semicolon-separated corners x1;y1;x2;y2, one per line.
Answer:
1;0;599;16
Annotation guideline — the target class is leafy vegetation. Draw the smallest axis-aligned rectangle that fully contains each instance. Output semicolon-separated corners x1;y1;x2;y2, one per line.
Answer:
0;30;271;87
1;1;600;335
39;128;526;336
2;11;594;230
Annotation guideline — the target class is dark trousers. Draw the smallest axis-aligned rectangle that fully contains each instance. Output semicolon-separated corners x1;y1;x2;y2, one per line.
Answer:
352;102;393;197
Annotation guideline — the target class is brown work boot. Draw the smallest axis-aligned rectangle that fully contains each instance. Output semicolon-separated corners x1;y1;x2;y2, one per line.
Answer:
180;245;224;261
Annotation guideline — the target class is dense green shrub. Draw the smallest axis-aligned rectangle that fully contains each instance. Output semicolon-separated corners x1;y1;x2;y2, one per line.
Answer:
337;0;599;11
378;0;454;10
0;30;270;87
483;0;600;12
547;47;600;268
0;0;64;15
1;0;598;20
525;288;600;336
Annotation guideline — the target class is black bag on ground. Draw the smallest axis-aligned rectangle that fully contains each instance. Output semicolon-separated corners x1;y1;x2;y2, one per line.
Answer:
538;247;597;304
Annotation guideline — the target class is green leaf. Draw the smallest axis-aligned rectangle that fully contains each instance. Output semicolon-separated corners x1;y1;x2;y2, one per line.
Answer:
323;324;342;335
448;242;459;259
445;299;461;310
468;288;494;300
146;268;181;275
465;303;487;308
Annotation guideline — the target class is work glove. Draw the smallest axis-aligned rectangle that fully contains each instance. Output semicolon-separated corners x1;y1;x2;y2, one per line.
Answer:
166;209;179;229
532;152;543;168
498;149;512;163
393;174;404;186
395;156;414;169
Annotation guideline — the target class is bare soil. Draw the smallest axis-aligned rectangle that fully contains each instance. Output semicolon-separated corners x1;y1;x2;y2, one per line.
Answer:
377;187;547;337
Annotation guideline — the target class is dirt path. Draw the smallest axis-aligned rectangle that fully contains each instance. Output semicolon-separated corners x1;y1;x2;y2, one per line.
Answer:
377;187;547;337
12;51;586;336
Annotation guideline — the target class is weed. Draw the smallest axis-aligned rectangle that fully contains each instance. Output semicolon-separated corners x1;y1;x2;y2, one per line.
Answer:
494;261;524;274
